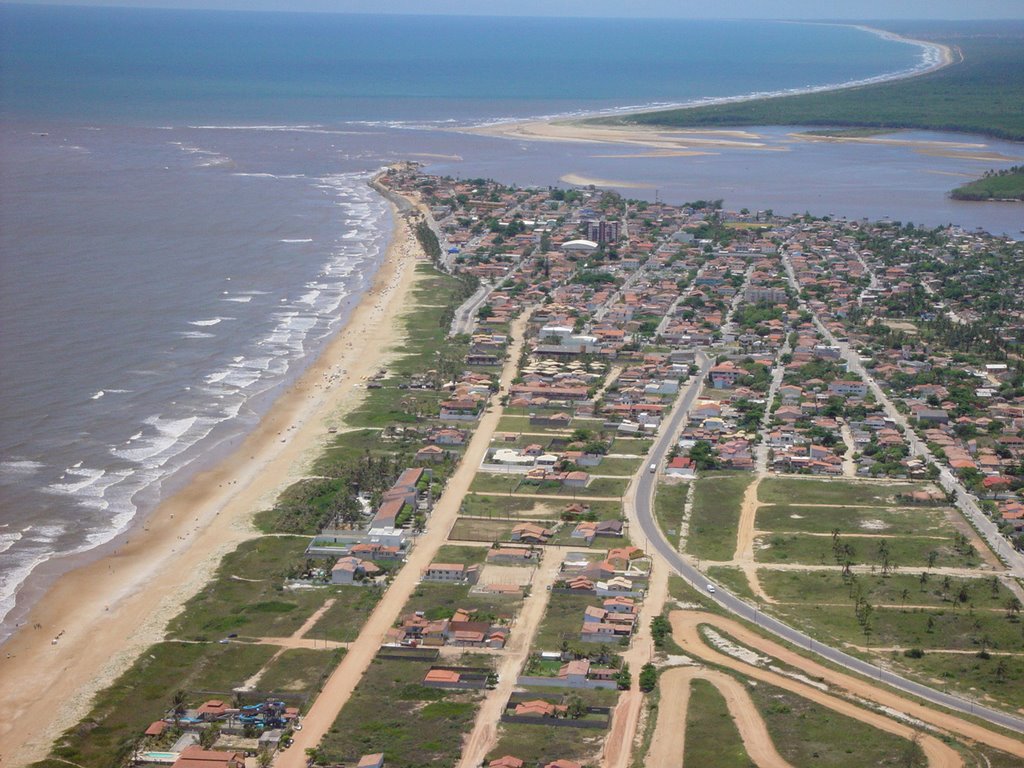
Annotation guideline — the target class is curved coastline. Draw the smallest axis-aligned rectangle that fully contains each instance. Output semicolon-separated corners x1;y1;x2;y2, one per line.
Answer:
464;24;953;144
0;179;425;765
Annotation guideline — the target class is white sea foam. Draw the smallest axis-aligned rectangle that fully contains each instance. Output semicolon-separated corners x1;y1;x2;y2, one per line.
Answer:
1;168;392;638
0;459;46;478
280;238;314;243
233;172;307;179
189;124;368;135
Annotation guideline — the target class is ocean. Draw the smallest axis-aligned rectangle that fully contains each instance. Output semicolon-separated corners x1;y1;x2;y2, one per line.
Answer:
0;5;1020;640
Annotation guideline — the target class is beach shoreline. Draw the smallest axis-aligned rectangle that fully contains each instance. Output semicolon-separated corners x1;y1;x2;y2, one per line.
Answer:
0;177;426;766
465;25;955;149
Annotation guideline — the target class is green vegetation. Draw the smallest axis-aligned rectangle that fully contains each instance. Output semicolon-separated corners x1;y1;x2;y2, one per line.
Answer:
896;651;1024;711
748;680;927;767
488;721;605;767
682;679;751;768
305;588;385;643
754;532;979;569
686;472;752;561
757;477;923;507
654;481;689;548
756;503;955;536
44;642;277;768
533;592;598;650
951;166;1024;201
257;648;345;695
167;536;327;641
319;655;485;768
599;27;1024;141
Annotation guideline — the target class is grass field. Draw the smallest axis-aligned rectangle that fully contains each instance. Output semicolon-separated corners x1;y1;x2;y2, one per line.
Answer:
757;477;926;507
166;536;330;641
654;481;690;549
488;721;607;767
305;587;385;643
756;503;956;536
449;517;521;542
44;641;277;768
754;532;980;569
686;472;753;561
894;651;1024;712
256;647;345;697
532;592;602;650
319;654;485;767
760;570;1017;610
682;678;751;768
403;580;524;623
748;678;925;767
462;493;622;520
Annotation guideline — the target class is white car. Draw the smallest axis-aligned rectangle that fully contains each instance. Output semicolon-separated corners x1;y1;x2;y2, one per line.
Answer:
706;584;716;593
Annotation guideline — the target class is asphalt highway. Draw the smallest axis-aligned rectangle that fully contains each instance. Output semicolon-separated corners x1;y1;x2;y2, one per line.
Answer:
634;355;1024;735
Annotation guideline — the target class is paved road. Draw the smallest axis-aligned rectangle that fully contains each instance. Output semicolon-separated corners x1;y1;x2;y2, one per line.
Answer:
780;254;1024;578
450;282;493;336
631;353;1024;735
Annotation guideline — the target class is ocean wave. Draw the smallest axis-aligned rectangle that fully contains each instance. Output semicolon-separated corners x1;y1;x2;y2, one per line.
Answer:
280;238;314;243
222;295;253;303
189;317;232;327
188;124;368;135
234;172;307;179
178;330;216;339
0;459;46;478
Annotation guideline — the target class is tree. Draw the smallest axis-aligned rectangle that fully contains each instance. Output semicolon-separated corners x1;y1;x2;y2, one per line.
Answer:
199;724;220;750
615;662;632;690
1006;596;1022;620
566;694;586;720
639;663;658;692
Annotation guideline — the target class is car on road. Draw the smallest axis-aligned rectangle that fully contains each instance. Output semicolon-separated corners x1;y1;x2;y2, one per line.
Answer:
649;463;657;473
706;584;716;593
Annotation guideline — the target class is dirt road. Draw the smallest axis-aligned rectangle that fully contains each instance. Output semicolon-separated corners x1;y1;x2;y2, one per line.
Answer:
456;547;564;768
275;311;532;768
646;667;794;768
670;610;1024;764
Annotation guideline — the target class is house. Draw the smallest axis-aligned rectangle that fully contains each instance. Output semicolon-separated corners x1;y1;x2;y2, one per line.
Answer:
172;747;245;768
510;523;553;544
331;556;381;585
545;761;582;768
665;456;695;478
558;659;591;685
709;362;743;389
415;444;448;463
488;758;525;768
144;721;167;737
514;699;567;717
357;755;385;768
423;562;479;584
487;545;540;564
827;380;868;398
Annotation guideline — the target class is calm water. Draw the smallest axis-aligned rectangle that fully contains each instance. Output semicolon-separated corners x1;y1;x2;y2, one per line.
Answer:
0;6;1020;640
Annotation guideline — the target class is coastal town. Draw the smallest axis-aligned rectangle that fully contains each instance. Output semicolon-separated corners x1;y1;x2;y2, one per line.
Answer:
19;165;1024;768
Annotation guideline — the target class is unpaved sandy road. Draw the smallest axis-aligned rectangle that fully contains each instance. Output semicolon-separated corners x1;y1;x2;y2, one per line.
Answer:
670;610;1024;765
646;667;794;768
275;311;532;768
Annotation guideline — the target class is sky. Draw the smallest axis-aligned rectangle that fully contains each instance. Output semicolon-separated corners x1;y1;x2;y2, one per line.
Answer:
5;0;1024;19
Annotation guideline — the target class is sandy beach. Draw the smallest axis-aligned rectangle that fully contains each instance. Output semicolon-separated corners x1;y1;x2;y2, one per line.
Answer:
0;180;426;767
466;27;955;154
